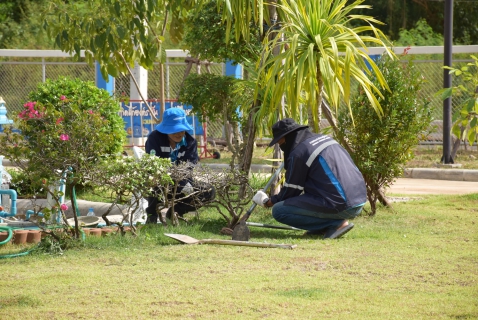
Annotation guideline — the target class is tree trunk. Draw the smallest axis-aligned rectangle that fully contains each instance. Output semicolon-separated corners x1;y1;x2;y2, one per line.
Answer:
312;66;324;133
240;1;279;190
159;10;169;120
388;0;394;38
119;53;158;122
240;107;257;174
402;0;407;30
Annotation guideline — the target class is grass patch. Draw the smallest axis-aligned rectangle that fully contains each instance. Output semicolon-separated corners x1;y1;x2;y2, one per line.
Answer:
1;193;477;319
407;146;478;169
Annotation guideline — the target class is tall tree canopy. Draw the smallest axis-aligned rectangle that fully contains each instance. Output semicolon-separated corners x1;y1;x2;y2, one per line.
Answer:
0;0;53;48
349;0;478;45
2;0;477;49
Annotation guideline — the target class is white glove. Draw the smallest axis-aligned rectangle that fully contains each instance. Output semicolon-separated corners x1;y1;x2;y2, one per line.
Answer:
252;190;269;207
182;182;194;195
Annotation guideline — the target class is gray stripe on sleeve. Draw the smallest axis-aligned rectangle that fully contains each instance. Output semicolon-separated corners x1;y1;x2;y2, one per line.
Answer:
306;140;338;167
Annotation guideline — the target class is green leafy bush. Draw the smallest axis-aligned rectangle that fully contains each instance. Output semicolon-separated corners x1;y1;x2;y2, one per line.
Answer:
337;53;433;214
7;169;45;198
0;77;126;225
26;77;125;153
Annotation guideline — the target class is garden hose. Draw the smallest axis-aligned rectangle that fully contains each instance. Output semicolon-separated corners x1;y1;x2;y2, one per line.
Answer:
67;167;80;217
0;226;34;259
69;182;85;240
0;226;13;245
71;185;80;217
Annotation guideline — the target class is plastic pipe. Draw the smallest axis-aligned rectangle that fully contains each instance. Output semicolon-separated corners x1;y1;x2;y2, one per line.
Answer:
26;170;69;222
0;189;17;217
26;210;43;220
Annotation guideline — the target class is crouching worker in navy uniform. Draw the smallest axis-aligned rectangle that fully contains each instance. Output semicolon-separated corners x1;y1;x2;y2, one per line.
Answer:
145;107;215;223
252;118;366;239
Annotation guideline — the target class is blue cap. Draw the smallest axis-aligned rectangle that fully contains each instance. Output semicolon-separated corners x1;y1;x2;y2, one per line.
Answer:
155;108;193;134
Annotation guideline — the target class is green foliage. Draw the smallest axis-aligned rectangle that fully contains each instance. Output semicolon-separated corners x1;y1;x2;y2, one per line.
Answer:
178;72;249;167
0;77;125;223
348;0;478;44
26;77;125;154
182;0;262;63
337;53;433;214
178;73;238;123
394;19;443;47
0;0;53;49
7;169;45;198
43;0;163;79
90;154;172;211
437;55;478;147
42;0;197;80
257;0;394;132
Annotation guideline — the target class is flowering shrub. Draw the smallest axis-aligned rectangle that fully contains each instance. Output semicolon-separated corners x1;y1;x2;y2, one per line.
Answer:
0;77;126;235
25;77;125;153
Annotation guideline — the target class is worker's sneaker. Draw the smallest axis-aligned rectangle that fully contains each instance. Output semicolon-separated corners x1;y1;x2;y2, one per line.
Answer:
324;223;354;239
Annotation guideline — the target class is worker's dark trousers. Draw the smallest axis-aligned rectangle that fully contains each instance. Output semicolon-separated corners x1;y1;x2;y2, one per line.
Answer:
146;181;215;223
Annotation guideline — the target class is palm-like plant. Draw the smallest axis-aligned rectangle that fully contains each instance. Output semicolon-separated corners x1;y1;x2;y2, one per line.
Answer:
256;0;395;131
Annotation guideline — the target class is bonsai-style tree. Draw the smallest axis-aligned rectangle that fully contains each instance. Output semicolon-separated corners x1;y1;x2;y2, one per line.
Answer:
190;165;254;232
87;153;172;233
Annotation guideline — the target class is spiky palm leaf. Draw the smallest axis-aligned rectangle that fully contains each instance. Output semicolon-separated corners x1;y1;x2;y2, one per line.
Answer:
256;0;395;131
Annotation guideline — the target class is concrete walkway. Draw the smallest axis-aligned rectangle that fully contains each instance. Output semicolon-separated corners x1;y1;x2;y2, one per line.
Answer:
386;178;478;195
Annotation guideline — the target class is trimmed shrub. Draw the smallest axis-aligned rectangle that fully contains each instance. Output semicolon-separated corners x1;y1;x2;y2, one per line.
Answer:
337;52;433;214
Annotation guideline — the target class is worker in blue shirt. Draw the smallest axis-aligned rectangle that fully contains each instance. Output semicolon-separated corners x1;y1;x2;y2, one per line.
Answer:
145;107;215;223
252;118;366;239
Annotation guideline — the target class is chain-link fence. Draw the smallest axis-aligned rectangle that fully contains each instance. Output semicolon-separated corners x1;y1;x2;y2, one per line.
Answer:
0;48;476;145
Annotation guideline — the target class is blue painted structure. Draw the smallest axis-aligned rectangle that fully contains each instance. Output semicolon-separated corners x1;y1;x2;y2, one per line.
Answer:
225;60;242;79
95;61;114;95
364;54;381;71
0;97;13;133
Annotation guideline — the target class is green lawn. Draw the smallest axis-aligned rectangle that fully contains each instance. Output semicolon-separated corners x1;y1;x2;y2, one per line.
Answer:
1;193;477;319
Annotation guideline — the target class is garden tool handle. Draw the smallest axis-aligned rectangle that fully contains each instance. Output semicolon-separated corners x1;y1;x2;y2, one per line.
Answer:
200;239;296;249
241;162;284;222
